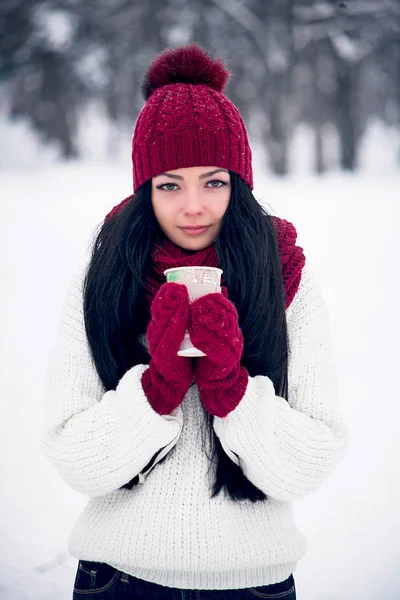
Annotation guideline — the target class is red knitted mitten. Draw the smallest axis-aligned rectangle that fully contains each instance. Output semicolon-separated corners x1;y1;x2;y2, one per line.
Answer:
141;282;194;415
187;287;248;418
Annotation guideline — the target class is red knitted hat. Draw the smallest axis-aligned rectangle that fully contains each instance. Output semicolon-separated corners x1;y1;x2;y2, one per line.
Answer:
131;44;253;192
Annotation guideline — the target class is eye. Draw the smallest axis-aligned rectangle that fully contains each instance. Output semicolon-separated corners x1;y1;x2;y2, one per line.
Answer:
206;179;228;188
156;182;179;191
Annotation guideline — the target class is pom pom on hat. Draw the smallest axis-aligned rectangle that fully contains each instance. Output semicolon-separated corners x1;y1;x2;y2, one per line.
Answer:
141;43;230;101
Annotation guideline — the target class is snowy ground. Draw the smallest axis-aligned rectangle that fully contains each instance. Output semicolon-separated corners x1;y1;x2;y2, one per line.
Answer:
1;124;399;599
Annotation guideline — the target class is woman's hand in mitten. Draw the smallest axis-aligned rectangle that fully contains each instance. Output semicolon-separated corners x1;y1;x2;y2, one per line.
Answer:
187;287;248;418
141;282;194;415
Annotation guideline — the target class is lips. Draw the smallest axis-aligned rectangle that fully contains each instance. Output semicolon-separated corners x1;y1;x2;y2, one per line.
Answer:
180;226;209;230
180;225;210;235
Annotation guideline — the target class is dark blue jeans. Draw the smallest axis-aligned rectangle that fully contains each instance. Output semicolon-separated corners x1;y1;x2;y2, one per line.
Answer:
73;560;296;599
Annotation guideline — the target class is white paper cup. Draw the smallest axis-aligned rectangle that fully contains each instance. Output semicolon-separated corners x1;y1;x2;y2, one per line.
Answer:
163;266;223;357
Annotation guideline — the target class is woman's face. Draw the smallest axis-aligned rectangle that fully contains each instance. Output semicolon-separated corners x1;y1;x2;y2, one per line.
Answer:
151;166;231;251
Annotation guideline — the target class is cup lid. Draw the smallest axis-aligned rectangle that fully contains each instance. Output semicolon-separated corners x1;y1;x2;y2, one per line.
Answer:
163;266;223;275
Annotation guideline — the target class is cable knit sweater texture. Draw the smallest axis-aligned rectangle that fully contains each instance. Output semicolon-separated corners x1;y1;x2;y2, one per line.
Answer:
42;258;349;590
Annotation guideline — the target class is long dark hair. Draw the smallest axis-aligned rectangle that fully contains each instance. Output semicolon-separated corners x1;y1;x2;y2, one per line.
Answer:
83;172;289;503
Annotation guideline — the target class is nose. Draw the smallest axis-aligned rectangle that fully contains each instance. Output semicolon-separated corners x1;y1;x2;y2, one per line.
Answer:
182;188;204;215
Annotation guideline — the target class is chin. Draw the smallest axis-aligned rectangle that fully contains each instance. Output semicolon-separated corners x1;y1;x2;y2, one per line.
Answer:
180;234;215;249
179;241;210;252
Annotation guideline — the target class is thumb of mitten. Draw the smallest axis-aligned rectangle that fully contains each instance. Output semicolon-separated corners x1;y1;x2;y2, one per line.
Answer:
146;282;189;359
188;293;243;366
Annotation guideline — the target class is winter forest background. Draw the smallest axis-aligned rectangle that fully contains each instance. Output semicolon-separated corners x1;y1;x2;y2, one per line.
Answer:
2;0;400;172
1;1;400;600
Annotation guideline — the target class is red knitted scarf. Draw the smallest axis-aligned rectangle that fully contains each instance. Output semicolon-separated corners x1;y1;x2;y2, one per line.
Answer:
144;216;306;309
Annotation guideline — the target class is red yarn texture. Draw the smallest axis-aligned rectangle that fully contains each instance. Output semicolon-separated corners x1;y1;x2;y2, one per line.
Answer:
188;287;249;418
141;282;194;415
104;194;133;222
131;45;253;191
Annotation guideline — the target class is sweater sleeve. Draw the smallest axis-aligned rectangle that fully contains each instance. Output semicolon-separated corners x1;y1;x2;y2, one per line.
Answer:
41;267;183;498
213;266;349;502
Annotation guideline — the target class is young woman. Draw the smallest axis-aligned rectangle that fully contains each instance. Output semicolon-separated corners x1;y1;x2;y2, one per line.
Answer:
42;44;349;599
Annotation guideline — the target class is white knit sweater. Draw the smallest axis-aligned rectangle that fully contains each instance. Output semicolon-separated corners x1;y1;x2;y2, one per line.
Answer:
42;264;349;590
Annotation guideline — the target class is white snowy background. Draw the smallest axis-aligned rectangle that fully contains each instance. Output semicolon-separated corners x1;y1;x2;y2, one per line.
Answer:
1;111;399;599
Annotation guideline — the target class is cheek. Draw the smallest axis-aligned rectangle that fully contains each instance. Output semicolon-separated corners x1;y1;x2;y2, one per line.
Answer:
216;190;230;217
152;197;169;222
152;204;178;232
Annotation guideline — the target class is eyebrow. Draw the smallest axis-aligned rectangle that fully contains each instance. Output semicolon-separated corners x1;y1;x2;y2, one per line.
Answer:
155;168;229;180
